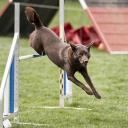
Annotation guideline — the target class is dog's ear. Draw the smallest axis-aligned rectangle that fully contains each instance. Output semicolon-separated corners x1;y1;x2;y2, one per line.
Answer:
70;43;77;51
86;41;94;49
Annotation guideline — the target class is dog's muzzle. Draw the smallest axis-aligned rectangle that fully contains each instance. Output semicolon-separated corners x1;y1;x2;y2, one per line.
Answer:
79;56;89;64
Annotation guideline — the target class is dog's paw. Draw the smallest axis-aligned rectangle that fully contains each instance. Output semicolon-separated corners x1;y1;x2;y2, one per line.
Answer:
94;92;101;99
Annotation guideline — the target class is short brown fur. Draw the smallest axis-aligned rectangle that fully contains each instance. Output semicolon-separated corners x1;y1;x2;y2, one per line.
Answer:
25;7;101;99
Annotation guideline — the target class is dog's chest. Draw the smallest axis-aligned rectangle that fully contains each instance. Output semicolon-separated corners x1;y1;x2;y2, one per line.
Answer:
72;61;85;71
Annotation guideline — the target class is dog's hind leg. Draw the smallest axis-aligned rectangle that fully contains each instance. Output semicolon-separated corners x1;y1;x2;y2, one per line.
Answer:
67;74;93;96
80;68;101;99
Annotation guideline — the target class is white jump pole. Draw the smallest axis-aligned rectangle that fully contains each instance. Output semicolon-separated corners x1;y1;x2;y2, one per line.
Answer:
4;2;20;115
13;2;20;122
59;0;65;107
59;0;72;107
3;2;20;127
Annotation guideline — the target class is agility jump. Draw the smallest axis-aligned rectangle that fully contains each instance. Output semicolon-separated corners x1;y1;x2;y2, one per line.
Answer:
0;1;72;127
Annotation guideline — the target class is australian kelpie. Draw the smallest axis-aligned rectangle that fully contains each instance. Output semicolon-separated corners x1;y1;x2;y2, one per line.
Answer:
25;7;101;99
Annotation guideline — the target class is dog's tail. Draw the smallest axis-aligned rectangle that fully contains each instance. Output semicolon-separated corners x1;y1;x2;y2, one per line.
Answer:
25;7;43;29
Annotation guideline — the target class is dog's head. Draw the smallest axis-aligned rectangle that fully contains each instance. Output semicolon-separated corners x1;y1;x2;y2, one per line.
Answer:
70;42;93;65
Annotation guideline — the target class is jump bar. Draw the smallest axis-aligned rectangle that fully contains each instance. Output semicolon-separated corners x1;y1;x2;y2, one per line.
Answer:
19;54;43;61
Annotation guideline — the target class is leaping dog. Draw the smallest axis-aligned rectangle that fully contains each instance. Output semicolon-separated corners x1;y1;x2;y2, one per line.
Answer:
25;7;101;99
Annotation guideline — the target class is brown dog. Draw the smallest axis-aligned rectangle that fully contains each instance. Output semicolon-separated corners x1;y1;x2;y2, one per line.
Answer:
25;7;101;99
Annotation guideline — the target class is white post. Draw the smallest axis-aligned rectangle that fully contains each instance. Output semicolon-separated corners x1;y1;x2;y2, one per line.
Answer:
13;3;20;124
59;0;72;107
14;2;20;115
0;3;20;128
0;32;19;128
59;0;65;107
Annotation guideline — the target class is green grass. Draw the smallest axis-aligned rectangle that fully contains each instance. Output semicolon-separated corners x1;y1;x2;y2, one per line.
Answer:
0;0;7;10
49;0;91;28
0;37;128;128
0;1;128;128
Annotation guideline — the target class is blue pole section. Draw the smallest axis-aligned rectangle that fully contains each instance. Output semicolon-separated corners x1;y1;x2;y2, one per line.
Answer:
9;57;15;113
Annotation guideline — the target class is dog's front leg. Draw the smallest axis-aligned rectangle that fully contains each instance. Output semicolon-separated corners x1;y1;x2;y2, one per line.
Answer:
80;68;101;99
67;74;93;96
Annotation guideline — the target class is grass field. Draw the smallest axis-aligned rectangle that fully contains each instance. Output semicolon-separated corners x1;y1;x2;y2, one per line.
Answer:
0;0;7;10
0;1;128;128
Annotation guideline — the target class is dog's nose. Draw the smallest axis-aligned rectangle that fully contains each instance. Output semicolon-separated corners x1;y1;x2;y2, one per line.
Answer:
83;60;88;63
83;58;88;63
84;59;88;62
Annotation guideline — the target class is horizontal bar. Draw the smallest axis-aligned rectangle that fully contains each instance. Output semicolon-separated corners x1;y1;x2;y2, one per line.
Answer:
19;54;43;61
26;106;92;110
12;122;49;126
18;2;82;11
